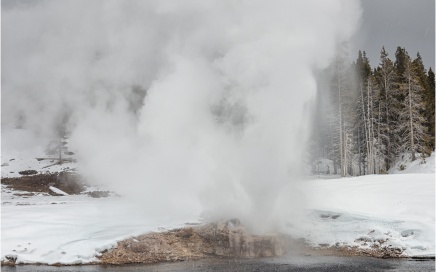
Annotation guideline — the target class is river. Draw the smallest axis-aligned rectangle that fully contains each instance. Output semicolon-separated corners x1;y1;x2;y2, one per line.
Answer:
2;256;434;272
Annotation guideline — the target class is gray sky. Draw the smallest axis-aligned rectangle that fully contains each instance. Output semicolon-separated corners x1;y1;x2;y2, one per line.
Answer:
353;0;435;69
3;0;434;69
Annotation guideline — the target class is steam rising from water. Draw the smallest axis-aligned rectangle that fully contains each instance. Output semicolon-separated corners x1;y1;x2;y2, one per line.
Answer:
2;0;361;231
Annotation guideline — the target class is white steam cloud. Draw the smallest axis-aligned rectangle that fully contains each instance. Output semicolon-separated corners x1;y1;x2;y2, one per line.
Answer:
2;0;361;231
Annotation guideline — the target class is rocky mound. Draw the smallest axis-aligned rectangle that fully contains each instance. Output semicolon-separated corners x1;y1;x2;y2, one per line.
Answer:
98;218;409;265
98;219;286;264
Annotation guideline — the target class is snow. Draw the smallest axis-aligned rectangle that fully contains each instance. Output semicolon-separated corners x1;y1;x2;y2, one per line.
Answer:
389;152;435;174
312;157;334;175
1;187;199;264
3;174;433;264
1;126;435;264
295;173;435;257
49;186;69;196
1;124;77;179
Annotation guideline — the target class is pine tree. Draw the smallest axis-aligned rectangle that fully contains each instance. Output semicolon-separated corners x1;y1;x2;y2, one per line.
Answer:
320;46;433;177
397;51;429;161
354;51;372;174
412;53;433;155
426;68;435;150
395;47;408;81
375;46;397;171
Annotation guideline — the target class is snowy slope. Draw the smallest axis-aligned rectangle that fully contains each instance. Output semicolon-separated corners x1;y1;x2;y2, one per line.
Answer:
389;152;435;174
1;124;77;178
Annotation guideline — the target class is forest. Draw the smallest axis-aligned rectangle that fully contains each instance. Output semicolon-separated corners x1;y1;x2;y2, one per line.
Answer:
312;46;435;176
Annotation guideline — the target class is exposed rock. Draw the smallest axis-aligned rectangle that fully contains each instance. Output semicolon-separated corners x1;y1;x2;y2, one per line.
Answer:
18;170;38;175
87;191;110;198
4;254;17;265
1;172;86;195
98;219;286;265
355;236;373;243
311;244;405;258
400;229;416;237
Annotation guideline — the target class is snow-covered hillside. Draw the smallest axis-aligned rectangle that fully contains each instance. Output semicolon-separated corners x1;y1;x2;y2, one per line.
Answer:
1;124;77;178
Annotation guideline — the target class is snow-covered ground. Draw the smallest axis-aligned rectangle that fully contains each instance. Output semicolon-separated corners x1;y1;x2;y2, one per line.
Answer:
1;126;435;264
298;171;435;257
1;124;77;178
389;152;435;174
1;187;198;264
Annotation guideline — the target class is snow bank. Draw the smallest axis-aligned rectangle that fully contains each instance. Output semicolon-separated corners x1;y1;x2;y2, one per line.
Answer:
1;188;199;264
296;173;435;257
49;186;69;196
389;152;435;174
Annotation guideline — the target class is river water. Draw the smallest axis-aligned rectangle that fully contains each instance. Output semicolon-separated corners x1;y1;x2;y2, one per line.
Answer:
2;256;434;272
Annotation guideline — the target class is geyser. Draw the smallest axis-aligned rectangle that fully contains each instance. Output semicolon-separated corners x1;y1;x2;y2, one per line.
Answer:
2;0;361;232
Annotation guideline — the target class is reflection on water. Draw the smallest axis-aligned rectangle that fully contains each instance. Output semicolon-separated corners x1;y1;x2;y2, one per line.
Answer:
2;256;434;272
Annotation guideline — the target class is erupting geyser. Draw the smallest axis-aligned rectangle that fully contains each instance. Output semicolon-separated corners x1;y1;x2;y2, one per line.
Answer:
2;0;361;232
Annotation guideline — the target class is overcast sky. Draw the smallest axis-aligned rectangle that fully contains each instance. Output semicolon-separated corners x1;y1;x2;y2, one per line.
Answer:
2;0;434;68
354;0;435;69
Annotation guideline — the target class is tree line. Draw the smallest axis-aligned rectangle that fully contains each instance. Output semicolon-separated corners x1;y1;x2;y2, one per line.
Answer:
311;46;435;176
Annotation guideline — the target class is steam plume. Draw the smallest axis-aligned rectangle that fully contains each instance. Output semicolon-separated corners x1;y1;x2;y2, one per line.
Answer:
2;0;361;231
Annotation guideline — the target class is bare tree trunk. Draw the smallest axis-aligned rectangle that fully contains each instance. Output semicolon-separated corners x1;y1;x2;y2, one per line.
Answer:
360;83;369;175
344;130;347;176
408;71;415;161
377;103;381;173
338;66;344;177
370;81;375;174
330;121;338;175
358;126;362;176
384;77;390;170
367;81;373;174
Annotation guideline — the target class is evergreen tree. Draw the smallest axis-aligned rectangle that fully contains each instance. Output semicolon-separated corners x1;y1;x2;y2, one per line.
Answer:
426;68;435;150
375;46;397;171
397;51;429;161
354;50;373;174
395;47;408;81
319;46;434;177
